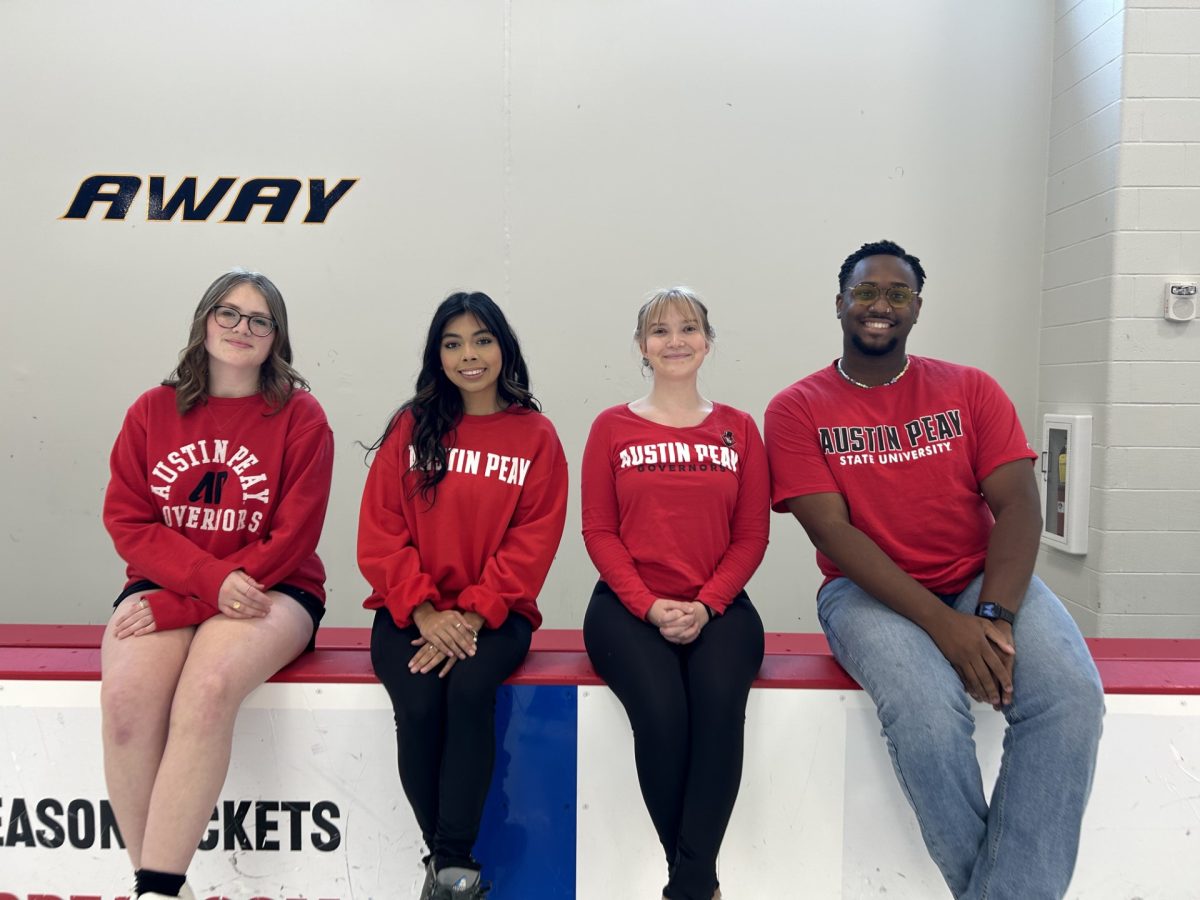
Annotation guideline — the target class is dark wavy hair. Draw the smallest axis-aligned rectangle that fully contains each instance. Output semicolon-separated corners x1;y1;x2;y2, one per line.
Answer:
367;291;540;504
837;239;927;292
164;269;308;415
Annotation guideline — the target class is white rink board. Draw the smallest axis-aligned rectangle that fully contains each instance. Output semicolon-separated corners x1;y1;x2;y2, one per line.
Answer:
577;688;1200;900
1;682;1198;898
0;680;433;900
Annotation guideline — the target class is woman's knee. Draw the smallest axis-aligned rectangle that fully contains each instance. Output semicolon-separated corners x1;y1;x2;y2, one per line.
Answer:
101;674;171;747
444;661;507;714
617;681;689;746
687;678;753;727
168;666;250;735
388;696;446;734
100;630;188;745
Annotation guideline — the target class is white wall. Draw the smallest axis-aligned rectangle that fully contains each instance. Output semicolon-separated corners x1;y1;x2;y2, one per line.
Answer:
0;1;1058;631
1038;0;1200;638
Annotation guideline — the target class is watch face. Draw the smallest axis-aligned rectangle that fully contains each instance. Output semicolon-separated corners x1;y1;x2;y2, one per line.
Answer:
976;602;1013;624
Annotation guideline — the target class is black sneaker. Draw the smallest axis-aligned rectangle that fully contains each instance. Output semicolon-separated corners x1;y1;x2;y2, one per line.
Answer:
431;865;490;899
417;859;438;900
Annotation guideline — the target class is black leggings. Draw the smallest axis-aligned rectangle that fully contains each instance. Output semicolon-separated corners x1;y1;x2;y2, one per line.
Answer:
370;607;532;869
583;581;764;900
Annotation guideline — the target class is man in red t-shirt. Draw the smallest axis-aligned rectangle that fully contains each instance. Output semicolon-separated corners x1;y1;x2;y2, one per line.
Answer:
765;240;1103;900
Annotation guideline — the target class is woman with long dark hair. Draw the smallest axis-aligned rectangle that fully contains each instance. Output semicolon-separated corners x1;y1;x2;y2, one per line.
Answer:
582;287;769;900
359;291;568;899
101;269;334;899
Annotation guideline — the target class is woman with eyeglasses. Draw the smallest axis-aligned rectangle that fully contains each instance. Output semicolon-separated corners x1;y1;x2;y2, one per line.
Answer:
101;270;333;900
359;291;567;900
581;288;769;900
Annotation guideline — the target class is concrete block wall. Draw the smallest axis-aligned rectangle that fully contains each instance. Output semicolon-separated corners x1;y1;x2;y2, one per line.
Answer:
1039;0;1200;638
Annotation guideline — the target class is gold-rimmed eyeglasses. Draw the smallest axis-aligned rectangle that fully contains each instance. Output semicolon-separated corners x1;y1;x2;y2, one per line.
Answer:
845;283;919;309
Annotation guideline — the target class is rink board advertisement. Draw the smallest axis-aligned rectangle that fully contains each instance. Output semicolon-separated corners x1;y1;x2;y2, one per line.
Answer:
1;680;1198;899
0;681;576;900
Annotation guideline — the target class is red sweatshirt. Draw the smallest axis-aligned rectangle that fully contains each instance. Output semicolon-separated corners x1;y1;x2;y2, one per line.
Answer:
581;403;770;619
104;385;334;630
358;407;568;630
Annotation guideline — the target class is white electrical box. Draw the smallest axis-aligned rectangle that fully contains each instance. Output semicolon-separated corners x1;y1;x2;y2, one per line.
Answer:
1039;414;1091;555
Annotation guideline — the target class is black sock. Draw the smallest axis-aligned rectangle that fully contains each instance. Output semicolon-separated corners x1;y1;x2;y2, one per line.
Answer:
134;869;186;896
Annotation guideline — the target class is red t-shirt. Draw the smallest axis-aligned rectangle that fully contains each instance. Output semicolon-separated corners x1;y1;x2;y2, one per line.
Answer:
104;385;334;630
581;403;770;619
765;357;1036;595
358;407;568;631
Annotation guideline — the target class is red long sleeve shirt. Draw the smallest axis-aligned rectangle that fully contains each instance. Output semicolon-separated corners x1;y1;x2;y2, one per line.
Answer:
581;403;770;619
103;386;334;630
358;407;568;630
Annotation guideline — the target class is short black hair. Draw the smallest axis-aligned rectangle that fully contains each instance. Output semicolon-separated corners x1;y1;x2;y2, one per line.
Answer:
838;239;926;292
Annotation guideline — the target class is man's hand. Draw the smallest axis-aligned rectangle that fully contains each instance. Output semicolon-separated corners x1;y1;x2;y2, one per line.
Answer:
927;609;1015;707
989;619;1015;709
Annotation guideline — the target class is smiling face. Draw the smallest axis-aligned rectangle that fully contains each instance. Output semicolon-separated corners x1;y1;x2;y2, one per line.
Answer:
204;282;275;376
640;301;710;379
440;312;503;414
836;254;921;358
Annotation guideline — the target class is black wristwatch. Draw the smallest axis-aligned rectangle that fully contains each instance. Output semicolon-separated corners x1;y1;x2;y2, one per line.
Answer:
975;601;1016;626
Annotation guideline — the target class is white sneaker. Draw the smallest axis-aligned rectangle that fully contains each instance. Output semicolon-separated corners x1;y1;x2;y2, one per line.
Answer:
136;884;195;900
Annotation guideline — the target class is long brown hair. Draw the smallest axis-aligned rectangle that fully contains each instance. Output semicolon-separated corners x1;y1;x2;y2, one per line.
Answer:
164;269;309;414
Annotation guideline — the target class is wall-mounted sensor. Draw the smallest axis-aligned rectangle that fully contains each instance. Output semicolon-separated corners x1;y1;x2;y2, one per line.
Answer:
1165;282;1197;322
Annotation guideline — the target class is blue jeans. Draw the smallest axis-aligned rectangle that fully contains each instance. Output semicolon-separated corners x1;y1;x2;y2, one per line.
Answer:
818;574;1104;900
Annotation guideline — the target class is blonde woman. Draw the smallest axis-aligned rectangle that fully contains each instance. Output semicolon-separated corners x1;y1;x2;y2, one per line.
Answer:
582;288;769;900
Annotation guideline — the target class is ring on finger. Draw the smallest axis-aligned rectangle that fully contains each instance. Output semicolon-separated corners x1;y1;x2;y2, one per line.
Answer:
232;600;242;611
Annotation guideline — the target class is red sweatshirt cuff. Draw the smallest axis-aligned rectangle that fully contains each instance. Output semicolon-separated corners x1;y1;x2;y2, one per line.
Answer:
193;559;240;607
696;587;731;616
146;589;219;631
457;585;510;630
625;590;657;622
371;573;440;628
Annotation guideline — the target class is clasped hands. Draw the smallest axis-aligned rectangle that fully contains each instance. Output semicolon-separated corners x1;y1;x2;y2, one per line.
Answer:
930;609;1015;709
647;598;710;645
409;604;485;677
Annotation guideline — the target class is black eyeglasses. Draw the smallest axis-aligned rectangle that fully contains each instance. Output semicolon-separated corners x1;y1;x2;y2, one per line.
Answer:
846;283;919;309
211;305;276;337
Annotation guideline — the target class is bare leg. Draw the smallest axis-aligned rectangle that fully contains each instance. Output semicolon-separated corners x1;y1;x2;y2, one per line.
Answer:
137;593;313;874
101;593;196;868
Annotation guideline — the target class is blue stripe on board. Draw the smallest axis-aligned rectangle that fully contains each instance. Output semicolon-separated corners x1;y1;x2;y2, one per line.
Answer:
476;684;578;899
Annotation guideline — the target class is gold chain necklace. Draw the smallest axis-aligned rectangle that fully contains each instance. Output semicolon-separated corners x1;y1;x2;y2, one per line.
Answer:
836;356;911;389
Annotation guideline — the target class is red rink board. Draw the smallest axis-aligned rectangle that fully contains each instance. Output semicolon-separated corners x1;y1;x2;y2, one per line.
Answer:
0;625;1197;694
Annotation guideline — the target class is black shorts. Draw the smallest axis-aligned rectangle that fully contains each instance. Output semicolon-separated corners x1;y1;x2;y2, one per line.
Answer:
114;579;325;653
